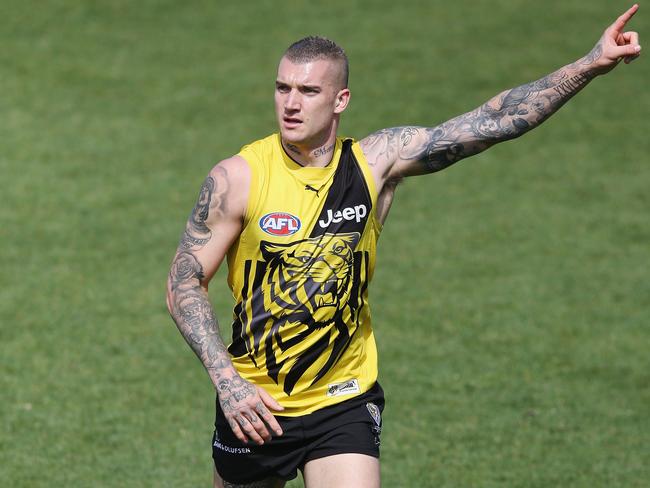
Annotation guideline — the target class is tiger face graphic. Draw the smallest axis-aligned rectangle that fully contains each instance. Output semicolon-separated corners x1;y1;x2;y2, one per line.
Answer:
260;233;358;326
239;232;363;395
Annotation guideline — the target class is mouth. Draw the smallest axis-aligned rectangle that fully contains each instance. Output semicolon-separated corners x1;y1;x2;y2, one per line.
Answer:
315;279;339;308
283;116;302;129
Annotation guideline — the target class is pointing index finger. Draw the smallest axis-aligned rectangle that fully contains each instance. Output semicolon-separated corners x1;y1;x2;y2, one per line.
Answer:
610;4;639;36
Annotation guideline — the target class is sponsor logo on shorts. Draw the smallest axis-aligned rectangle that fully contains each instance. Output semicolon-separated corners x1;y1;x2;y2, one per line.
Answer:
259;212;301;236
213;431;251;455
326;378;360;397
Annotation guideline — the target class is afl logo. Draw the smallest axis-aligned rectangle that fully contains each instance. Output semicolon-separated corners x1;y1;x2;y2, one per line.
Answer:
259;212;301;236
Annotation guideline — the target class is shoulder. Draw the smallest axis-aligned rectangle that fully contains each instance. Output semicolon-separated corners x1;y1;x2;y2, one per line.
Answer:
202;155;251;225
355;128;407;186
210;155;250;182
237;133;279;163
358;127;416;166
358;126;437;181
203;134;278;222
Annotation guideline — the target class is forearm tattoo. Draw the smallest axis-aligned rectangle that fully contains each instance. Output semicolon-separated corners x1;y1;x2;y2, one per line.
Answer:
168;168;233;380
362;42;602;174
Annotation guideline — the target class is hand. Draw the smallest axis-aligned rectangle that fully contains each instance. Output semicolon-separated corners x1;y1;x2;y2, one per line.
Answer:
589;4;642;74
216;374;284;445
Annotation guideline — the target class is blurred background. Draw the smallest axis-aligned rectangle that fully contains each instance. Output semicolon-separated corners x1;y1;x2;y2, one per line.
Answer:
1;1;648;486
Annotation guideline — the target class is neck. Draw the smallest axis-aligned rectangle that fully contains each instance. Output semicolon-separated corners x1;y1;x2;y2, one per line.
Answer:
283;140;336;167
281;133;338;168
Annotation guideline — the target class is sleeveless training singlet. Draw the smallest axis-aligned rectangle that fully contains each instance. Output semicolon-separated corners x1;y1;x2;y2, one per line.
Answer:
226;134;382;416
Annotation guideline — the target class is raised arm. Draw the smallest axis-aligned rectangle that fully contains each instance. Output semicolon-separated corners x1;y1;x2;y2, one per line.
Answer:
166;156;283;445
361;5;641;182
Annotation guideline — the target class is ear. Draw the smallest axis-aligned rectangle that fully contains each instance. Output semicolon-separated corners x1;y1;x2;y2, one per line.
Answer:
333;88;351;114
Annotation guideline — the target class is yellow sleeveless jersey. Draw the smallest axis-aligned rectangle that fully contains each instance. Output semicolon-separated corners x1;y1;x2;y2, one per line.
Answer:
225;133;382;416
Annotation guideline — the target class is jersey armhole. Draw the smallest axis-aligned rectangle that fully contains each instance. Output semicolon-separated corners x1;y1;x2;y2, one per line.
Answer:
351;140;383;234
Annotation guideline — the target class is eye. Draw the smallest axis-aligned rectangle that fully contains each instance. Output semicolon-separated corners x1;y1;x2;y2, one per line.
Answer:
276;84;290;93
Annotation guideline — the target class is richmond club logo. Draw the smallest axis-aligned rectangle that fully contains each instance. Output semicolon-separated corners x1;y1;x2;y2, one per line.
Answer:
259;212;301;236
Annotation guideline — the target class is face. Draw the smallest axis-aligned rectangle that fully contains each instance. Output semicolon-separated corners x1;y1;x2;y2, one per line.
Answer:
274;57;350;147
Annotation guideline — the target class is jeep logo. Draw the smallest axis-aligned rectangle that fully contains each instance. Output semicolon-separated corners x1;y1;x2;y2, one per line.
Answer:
318;204;367;228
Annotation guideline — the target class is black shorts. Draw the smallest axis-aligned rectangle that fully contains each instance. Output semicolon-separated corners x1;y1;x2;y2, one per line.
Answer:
212;382;385;485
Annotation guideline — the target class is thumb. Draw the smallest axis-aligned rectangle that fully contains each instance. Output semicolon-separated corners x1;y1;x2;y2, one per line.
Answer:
257;386;284;411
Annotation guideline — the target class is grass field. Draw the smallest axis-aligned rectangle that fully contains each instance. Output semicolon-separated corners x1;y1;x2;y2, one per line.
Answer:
1;0;648;486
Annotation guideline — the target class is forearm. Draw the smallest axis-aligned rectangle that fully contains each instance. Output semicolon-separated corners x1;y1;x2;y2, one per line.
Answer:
167;251;237;386
422;46;603;172
477;43;602;143
167;251;282;443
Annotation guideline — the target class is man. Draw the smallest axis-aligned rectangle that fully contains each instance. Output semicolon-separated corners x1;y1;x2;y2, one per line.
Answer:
167;5;641;487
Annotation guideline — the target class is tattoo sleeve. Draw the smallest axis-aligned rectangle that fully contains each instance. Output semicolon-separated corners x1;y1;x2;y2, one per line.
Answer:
362;42;603;176
167;168;235;386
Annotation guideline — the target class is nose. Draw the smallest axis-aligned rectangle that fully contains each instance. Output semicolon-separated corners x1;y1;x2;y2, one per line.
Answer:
285;89;300;111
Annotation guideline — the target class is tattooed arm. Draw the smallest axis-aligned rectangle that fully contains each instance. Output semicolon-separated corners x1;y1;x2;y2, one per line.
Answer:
166;156;284;445
361;5;641;184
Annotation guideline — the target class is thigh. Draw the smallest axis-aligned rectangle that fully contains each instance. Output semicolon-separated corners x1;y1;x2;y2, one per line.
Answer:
302;453;379;488
214;466;286;488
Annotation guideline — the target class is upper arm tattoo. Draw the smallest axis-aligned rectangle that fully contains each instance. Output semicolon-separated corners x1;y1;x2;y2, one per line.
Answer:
365;43;601;176
179;166;229;253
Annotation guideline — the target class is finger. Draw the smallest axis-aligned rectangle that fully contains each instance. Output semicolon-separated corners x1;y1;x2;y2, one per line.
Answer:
227;417;249;444
624;53;641;64
621;31;639;46
609;4;639;36
244;410;272;442
234;414;265;445
257;385;284;411
612;43;642;59
254;400;284;436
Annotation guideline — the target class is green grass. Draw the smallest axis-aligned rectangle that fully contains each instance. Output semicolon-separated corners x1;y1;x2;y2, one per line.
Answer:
1;0;648;486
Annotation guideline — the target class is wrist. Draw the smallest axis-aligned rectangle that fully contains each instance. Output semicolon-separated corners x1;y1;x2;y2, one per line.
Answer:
206;364;240;387
576;61;600;79
578;41;608;76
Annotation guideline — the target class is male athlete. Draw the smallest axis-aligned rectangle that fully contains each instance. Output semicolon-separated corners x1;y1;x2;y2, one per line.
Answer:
167;5;641;487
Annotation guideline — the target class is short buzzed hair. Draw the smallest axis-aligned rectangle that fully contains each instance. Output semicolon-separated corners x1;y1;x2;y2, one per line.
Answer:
283;36;349;88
